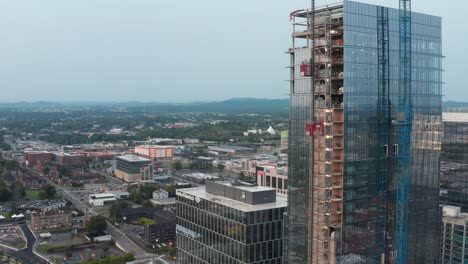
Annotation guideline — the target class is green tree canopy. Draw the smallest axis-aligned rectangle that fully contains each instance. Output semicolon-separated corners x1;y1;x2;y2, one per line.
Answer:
4;160;17;171
40;184;56;199
86;215;107;235
42;167;51;176
165;184;177;197
172;161;183;171
9;182;25;200
0;186;11;202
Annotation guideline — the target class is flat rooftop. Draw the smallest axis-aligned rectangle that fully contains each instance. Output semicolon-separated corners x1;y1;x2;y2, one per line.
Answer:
209;145;255;151
117;155;151;162
24;150;50;154
89;193;116;199
214;181;273;193
177;186;287;212
443;112;468;123
183;173;219;180
136;145;173;149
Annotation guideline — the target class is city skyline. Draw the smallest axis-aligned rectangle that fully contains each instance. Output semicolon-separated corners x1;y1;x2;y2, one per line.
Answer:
0;0;463;102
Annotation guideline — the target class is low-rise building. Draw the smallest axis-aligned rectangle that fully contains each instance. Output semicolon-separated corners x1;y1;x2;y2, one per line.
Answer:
153;190;169;200
31;210;72;231
190;156;214;170
114;155;153;182
182;172;220;184
134;145;174;159
151;190;176;211
89;193;117;207
52;152;86;167
25;199;68;212
143;211;177;243
256;165;288;194
208;145;256;156
24;151;53;167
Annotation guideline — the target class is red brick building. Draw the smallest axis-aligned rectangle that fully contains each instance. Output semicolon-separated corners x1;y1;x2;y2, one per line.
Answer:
24;151;53;167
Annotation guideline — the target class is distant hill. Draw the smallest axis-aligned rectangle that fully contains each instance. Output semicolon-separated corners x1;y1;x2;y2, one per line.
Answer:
0;98;290;114
126;98;289;113
443;101;468;109
2;99;465;114
0;101;62;108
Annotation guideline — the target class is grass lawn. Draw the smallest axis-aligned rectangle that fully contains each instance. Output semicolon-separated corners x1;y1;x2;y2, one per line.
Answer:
25;190;41;200
13;240;26;249
139;217;156;225
93;207;110;217
36;243;54;254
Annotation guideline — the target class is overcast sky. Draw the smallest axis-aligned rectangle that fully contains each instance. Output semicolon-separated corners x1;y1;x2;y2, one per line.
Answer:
0;0;463;102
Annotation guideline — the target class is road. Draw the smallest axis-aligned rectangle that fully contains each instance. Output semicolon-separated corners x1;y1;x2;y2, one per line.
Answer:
19;223;48;264
0;223;47;264
28;168;170;262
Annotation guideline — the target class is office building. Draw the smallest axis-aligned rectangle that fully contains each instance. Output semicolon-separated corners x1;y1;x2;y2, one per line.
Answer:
441;112;468;212
441;206;468;263
176;181;287;264
114;155;153;182
286;1;442;263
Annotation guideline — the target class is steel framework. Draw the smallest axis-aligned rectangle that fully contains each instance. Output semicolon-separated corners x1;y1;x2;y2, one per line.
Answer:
395;0;412;263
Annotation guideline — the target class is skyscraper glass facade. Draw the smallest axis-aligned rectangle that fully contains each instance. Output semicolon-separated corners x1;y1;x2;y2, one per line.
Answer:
285;1;442;263
176;187;287;264
441;112;468;212
440;206;468;264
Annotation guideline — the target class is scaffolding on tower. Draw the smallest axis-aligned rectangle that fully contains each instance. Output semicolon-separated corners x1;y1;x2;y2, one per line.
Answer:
395;0;412;263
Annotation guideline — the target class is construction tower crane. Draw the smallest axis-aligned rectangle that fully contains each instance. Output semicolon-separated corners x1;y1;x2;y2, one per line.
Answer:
395;0;412;263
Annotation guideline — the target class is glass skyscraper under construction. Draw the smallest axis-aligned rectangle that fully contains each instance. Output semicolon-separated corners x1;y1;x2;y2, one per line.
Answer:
285;1;442;263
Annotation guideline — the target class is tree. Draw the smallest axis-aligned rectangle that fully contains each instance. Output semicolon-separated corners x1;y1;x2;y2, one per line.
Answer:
238;172;247;182
86;215;107;235
4;160;17;172
0;186;11;202
42;167;51;176
130;191;143;204
58;166;71;178
109;200;130;221
38;190;48;200
172;161;182;171
40;184;56;199
142;200;153;208
140;185;157;199
10;182;25;200
9;203;19;215
165;185;177;198
217;164;225;172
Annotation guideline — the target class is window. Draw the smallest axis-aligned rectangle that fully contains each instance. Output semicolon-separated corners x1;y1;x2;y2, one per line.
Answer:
393;144;398;155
